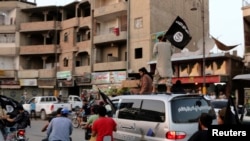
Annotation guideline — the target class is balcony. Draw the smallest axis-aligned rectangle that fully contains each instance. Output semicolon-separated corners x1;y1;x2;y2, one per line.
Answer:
0;70;15;78
79;16;91;28
20;45;57;55
93;61;126;71
76;40;91;53
61;18;79;29
0;25;16;33
94;31;127;44
20;21;60;32
39;68;56;78
75;66;91;76
18;70;39;78
0;46;18;56
94;2;127;21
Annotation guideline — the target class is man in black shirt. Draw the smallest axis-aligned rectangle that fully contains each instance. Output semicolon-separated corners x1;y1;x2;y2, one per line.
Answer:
188;113;213;141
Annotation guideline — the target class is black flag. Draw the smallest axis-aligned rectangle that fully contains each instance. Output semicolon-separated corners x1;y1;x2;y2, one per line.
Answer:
163;16;192;50
223;96;241;125
0;95;20;114
0;95;22;127
98;88;116;115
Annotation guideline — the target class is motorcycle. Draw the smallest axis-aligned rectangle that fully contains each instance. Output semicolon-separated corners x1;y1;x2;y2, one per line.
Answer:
0;120;28;141
15;129;28;141
4;128;29;141
72;99;95;128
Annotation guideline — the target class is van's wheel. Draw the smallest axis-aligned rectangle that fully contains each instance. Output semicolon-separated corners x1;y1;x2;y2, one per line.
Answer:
40;110;46;120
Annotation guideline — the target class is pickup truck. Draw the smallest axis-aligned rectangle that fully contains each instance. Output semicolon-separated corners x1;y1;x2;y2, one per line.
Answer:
68;95;82;111
23;96;72;120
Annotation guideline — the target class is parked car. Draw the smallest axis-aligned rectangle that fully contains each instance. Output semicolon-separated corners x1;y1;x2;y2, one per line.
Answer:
23;96;72;120
68;95;82;111
103;93;216;141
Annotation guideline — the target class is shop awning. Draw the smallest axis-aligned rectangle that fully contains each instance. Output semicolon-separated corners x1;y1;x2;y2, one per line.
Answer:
233;74;250;80
171;75;228;84
0;85;21;89
38;86;54;89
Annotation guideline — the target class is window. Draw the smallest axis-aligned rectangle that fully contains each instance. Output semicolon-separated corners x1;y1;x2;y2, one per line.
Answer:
118;99;142;120
134;17;143;29
74;97;81;102
64;32;68;42
135;48;142;59
64;58;69;67
117;99;165;122
171;97;214;123
138;100;165;122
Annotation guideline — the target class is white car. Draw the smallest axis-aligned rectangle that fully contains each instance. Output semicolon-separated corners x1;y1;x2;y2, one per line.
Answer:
106;93;216;141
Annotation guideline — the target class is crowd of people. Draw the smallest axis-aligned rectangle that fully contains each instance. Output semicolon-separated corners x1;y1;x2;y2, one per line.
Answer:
39;91;116;141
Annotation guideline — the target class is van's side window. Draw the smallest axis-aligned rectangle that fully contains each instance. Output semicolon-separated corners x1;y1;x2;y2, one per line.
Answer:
118;99;141;120
138;100;165;122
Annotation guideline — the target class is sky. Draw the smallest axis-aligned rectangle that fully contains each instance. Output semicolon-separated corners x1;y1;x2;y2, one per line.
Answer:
30;0;245;57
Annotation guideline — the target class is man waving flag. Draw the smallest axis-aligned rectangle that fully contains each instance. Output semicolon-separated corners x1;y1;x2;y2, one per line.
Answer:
163;16;192;50
224;96;241;125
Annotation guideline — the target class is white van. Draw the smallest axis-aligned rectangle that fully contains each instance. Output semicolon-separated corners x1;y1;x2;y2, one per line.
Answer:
109;94;216;141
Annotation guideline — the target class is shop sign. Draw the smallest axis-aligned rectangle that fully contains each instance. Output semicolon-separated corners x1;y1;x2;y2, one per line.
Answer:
1;80;19;85
57;71;71;79
92;72;110;84
58;79;74;87
38;79;56;86
20;79;37;86
75;73;91;84
92;71;126;84
110;71;126;83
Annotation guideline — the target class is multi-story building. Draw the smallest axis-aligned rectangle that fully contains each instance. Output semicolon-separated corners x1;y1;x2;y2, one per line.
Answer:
0;0;36;100
237;0;250;105
0;0;246;101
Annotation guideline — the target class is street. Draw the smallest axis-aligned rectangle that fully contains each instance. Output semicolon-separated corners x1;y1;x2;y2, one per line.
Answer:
26;119;86;141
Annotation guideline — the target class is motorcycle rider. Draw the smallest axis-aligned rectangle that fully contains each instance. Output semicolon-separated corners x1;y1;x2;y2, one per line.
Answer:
1;104;29;140
82;105;100;140
3;105;29;130
47;108;73;141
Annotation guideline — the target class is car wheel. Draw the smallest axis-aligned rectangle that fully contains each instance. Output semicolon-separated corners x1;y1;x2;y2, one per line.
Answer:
40;110;46;120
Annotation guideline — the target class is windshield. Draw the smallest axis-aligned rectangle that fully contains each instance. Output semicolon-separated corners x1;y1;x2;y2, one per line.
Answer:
171;96;215;123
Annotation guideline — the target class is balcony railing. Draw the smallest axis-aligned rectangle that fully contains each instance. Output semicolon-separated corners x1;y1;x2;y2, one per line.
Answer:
20;45;57;55
0;25;16;33
39;68;56;78
79;16;91;28
0;46;18;56
61;18;79;29
93;61;126;71
20;21;59;32
76;40;91;53
94;31;127;44
94;2;127;18
0;70;15;78
18;70;39;78
75;66;91;76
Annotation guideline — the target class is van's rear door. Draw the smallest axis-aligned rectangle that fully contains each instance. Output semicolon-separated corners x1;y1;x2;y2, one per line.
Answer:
168;95;216;140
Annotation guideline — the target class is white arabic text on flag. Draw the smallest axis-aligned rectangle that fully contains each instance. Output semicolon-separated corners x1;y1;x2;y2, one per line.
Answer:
163;16;192;50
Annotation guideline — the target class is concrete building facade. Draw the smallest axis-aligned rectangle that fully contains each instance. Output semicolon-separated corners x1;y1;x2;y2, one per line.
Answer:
0;0;245;101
